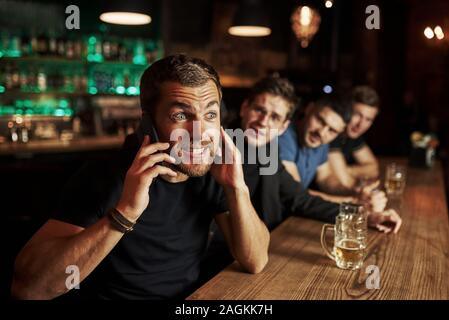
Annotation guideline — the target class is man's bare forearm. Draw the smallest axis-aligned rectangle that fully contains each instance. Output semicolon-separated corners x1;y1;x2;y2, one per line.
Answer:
309;189;356;204
347;162;379;178
224;185;269;274
317;175;356;195
12;217;124;299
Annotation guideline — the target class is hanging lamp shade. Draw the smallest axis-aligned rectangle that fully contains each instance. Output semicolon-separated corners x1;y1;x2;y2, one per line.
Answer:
228;0;271;37
99;1;151;26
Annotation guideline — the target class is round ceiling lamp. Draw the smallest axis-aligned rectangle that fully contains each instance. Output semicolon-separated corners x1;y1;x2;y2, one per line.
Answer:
228;0;271;37
99;12;151;25
228;26;271;37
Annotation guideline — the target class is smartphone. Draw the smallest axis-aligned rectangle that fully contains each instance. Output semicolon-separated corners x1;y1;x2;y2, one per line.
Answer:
136;112;159;144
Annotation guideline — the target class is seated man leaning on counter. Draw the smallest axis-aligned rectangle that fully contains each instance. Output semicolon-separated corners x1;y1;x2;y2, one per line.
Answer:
234;76;401;233
202;76;402;280
277;93;383;206
327;86;381;194
11;54;270;300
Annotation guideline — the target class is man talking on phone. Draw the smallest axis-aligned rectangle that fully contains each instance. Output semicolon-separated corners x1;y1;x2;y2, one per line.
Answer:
11;54;269;300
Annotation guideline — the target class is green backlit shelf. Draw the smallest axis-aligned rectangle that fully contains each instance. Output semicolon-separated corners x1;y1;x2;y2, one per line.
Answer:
0;90;141;99
0;56;150;68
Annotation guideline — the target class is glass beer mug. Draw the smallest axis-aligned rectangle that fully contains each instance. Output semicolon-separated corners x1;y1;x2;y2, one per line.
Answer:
320;203;367;270
384;163;406;197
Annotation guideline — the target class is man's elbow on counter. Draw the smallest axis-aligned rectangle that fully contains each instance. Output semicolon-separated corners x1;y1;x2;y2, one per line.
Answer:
11;278;65;300
11;277;38;300
244;254;269;274
11;272;64;300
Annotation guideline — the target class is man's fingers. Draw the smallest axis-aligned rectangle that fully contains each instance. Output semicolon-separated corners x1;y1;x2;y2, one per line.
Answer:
370;180;380;189
373;209;402;234
393;217;402;234
385;209;402;234
220;127;237;151
144;165;178;179
363;180;380;193
372;191;386;199
139;153;176;171
376;223;392;233
219;127;241;164
137;142;171;158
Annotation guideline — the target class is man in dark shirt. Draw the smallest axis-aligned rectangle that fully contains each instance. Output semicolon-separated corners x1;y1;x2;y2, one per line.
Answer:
328;86;380;192
11;55;269;300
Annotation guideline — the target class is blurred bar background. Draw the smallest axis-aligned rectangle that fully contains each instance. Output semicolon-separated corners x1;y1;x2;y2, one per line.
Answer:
1;0;448;298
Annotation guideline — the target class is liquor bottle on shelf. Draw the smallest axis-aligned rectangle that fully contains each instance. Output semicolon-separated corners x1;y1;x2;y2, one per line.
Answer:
110;39;119;60
74;38;83;59
0;31;7;57
0;65;5;89
56;34;66;57
21;33;32;57
8;121;19;143
123;69;130;88
87;35;103;62
36;32;48;55
10;35;21;57
4;64;13;89
19;122;30;143
0;32;22;58
146;40;155;64
4;63;21;90
73;72;81;92
37;68;47;92
133;39;147;65
30;33;38;55
80;73;88;92
63;69;74;93
118;40;131;62
65;35;75;59
102;38;112;60
27;67;37;92
48;30;58;56
19;69;29;92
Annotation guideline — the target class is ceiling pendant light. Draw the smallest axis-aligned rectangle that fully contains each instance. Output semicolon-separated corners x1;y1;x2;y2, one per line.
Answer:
291;5;321;48
99;1;151;26
100;12;151;26
228;0;271;37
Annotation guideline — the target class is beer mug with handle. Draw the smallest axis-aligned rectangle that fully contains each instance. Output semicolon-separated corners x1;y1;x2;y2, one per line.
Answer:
320;203;368;270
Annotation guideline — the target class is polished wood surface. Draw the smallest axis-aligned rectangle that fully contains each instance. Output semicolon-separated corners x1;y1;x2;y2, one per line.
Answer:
189;159;449;300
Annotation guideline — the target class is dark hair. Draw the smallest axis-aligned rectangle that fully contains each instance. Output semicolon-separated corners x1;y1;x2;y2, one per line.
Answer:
352;85;380;108
247;76;298;120
314;94;352;124
139;54;222;114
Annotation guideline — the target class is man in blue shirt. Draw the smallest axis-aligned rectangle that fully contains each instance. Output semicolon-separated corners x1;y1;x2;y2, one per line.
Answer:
279;95;386;208
279;123;330;189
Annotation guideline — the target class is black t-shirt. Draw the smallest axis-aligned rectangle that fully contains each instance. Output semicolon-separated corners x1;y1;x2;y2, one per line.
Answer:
52;134;228;299
329;135;366;165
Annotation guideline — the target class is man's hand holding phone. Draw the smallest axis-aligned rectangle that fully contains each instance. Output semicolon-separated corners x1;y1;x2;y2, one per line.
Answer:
116;135;177;222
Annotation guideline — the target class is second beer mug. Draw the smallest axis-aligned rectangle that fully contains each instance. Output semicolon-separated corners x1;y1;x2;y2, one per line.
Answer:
320;203;367;270
384;163;406;197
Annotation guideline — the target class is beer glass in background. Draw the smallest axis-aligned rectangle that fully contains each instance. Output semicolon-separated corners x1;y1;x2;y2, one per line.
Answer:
384;163;407;197
321;203;367;270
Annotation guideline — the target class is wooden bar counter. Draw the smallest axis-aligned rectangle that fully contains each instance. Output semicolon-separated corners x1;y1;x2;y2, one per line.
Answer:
189;159;449;300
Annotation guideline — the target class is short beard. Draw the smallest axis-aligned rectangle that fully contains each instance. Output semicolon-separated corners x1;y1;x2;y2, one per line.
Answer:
165;162;212;177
